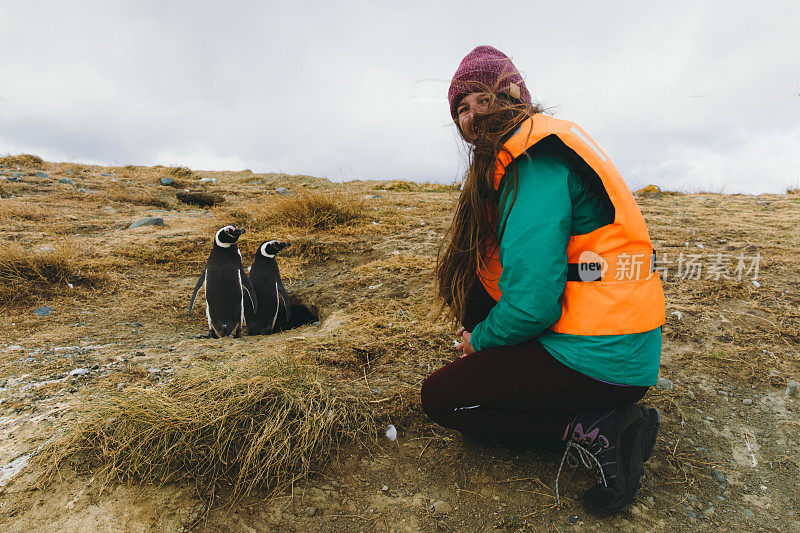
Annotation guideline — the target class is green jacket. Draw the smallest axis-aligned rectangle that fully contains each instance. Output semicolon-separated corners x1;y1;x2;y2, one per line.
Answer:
469;144;661;386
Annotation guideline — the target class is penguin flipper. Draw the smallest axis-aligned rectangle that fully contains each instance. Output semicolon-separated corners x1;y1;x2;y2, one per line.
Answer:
277;281;291;323
240;266;258;314
188;269;207;314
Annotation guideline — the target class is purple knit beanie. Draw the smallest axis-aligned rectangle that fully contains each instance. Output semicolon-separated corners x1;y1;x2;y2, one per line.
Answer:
447;45;531;121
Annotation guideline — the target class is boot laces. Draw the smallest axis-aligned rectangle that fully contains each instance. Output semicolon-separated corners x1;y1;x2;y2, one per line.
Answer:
554;436;609;506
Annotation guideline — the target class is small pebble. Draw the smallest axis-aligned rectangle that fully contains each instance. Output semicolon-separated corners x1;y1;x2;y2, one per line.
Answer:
710;467;726;485
786;380;799;398
58;178;75;186
430;500;451;515
742;398;753;405
129;217;164;229
686;511;697;519
744;509;754;518
199;177;217;183
569;514;579;523
33;306;54;317
34;171;48;178
305;506;317;516
276;187;290;195
655;377;674;391
69;368;90;377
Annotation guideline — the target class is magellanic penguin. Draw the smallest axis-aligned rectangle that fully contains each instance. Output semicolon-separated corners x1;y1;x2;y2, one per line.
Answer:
244;240;290;335
189;225;257;338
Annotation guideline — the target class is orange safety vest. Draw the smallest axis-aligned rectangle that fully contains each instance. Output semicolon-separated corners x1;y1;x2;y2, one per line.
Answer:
478;114;665;335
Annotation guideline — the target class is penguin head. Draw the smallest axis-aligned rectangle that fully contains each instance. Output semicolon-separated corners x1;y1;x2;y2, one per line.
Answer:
259;240;290;258
215;225;245;248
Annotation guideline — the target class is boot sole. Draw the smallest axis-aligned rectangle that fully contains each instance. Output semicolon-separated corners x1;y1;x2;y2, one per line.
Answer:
642;407;660;461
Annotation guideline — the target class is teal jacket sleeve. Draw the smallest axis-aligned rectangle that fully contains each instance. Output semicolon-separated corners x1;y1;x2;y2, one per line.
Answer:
469;153;572;351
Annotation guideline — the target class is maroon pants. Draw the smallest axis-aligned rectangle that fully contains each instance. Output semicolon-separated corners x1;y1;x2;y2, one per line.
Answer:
421;284;648;440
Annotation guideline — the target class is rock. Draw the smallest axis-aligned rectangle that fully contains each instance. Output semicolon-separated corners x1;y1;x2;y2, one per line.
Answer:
78;188;91;193
710;467;726;485
569;514;579;523
69;368;90;377
704;507;715;517
276;187;290;195
129;217;164;229
367;194;382;199
381;485;389;493
33;306;54;317
742;398;753;405
786;380;800;398
744;509;754;518
160;177;174;186
58;178;75;186
199;177;217;183
100;172;114;177
34;171;49;178
385;424;397;441
686;511;697;519
305;506;318;516
635;184;662;199
430;500;451;515
655;377;674;391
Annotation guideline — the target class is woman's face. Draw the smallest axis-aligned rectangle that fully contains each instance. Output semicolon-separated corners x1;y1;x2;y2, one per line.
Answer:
456;92;491;142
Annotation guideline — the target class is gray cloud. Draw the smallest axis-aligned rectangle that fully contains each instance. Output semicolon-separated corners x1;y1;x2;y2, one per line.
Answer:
1;1;798;192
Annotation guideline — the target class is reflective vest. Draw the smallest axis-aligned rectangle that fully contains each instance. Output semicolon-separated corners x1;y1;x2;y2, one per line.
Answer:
478;114;665;335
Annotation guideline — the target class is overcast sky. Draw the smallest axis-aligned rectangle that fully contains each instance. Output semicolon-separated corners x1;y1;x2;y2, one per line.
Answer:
1;1;798;193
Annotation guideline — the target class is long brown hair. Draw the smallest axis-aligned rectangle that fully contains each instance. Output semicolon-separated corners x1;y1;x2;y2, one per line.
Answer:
436;86;546;324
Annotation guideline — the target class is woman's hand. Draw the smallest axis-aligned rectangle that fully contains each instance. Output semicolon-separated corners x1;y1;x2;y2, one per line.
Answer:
454;327;475;357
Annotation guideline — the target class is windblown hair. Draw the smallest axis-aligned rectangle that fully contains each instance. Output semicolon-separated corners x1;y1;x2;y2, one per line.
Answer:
436;84;547;324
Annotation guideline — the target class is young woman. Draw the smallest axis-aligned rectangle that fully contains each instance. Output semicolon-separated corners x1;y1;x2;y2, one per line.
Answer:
422;45;665;516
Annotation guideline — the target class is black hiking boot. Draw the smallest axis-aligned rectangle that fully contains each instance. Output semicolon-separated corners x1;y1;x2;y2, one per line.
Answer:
556;406;660;516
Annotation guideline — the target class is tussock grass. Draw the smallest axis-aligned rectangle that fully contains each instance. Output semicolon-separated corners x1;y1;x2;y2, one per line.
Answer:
220;191;365;232
273;190;365;229
1;154;44;167
0;241;77;304
108;186;172;208
38;355;377;501
167;166;193;179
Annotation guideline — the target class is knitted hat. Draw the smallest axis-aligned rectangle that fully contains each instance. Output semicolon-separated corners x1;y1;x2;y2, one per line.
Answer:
447;45;531;121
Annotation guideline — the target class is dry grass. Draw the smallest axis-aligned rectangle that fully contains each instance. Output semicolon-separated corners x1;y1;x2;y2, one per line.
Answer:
107;186;173;209
0;199;46;220
0;241;77;304
272;190;366;229
1;154;44;167
37;355;377;502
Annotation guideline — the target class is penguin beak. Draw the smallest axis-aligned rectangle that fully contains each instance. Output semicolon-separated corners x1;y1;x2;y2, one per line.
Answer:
233;228;246;237
275;241;290;252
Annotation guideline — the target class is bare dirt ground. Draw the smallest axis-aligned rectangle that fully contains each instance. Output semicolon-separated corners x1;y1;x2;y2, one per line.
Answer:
0;158;798;532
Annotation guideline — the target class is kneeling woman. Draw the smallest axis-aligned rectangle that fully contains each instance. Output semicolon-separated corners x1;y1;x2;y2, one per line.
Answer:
422;45;665;516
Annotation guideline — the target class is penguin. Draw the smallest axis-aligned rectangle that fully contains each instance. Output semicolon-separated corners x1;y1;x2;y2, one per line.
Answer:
244;240;291;335
188;225;257;338
245;240;320;335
